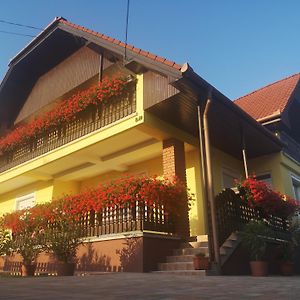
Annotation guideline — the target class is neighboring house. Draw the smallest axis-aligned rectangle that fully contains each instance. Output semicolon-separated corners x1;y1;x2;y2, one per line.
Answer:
0;17;299;273
235;73;300;201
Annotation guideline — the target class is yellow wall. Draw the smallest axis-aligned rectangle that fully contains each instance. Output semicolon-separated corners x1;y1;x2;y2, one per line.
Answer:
0;181;53;215
186;149;206;236
278;153;300;197
80;156;163;190
211;147;244;194
248;152;300;198
248;153;284;192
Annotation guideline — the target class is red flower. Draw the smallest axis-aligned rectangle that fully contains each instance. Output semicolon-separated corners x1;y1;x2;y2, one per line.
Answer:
0;76;131;153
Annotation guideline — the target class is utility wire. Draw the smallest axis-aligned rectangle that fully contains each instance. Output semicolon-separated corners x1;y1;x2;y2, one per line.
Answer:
0;30;35;38
0;19;42;31
124;0;130;61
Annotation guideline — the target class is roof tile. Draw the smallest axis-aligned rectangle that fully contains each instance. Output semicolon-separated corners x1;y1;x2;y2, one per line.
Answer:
59;19;181;72
234;73;300;121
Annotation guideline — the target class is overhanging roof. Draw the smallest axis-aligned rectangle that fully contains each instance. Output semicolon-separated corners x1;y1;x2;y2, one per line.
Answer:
146;64;283;159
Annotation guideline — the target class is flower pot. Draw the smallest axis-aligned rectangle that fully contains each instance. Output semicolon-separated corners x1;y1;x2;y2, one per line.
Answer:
56;262;76;276
193;256;210;270
21;263;36;277
279;261;294;276
249;261;268;276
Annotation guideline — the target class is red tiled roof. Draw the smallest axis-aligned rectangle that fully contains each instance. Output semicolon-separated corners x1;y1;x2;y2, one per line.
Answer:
234;73;300;121
59;19;182;71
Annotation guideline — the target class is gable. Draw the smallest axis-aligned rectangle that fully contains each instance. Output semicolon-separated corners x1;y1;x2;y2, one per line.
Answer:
0;17;182;130
15;46;112;124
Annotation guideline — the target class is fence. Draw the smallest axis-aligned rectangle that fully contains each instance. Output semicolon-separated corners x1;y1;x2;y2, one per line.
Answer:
0;82;136;173
215;188;291;247
79;200;175;237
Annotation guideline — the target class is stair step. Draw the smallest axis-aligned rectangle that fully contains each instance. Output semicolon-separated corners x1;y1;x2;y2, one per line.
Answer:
158;262;195;271
153;270;206;276
166;255;195;263
173;247;208;256
228;232;239;241
181;241;209;248
222;240;234;248
197;235;208;243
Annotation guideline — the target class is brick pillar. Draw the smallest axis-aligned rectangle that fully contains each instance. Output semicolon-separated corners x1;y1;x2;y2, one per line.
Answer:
162;138;189;238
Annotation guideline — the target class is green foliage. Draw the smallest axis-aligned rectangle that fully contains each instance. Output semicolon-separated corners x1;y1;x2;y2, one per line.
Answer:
0;219;11;256
240;221;273;261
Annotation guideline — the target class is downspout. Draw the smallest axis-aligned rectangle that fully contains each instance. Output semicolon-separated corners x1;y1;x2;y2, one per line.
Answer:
203;97;221;271
241;127;249;179
197;104;212;260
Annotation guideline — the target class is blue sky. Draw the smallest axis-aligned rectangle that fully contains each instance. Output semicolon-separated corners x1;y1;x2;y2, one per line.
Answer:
0;0;299;99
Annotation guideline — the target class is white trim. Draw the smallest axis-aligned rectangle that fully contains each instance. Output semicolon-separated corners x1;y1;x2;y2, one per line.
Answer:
81;231;180;243
290;173;300;201
256;172;273;186
221;166;240;189
15;192;36;211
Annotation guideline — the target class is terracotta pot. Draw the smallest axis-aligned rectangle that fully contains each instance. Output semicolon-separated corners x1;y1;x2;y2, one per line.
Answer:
279;261;294;276
21;264;36;277
193;256;210;270
250;261;268;276
56;262;76;276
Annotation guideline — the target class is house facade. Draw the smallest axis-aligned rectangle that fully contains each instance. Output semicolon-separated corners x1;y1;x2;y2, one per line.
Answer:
0;17;299;273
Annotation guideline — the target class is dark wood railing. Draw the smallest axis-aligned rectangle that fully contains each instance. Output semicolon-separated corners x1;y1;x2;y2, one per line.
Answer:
216;189;291;247
79;201;175;237
0;82;136;173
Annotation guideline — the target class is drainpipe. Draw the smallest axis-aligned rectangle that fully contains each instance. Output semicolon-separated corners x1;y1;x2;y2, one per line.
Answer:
202;97;221;272
241;128;249;179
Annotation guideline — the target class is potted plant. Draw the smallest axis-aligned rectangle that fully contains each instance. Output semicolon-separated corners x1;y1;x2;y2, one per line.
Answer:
241;221;273;276
193;252;210;270
278;242;294;275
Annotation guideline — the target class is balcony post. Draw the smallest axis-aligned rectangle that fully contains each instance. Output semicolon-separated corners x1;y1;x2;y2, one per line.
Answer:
162;138;189;239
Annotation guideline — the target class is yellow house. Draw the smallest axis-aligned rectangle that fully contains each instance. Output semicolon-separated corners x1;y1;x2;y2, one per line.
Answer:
0;17;298;274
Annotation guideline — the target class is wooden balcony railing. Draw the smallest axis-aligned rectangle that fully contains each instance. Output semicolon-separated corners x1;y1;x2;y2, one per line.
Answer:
0;82;136;173
215;189;291;247
79;200;175;237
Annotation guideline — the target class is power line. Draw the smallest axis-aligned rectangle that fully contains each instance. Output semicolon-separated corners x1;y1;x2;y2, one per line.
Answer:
0;19;42;31
124;0;130;61
0;30;35;38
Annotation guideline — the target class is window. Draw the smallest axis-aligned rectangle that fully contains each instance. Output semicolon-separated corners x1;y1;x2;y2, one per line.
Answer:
291;176;300;202
222;168;240;189
256;173;272;187
16;193;35;210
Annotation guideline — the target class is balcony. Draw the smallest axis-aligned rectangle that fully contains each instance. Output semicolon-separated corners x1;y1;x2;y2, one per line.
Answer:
0;81;136;173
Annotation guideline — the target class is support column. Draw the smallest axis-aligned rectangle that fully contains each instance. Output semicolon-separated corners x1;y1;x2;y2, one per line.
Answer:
162;138;189;238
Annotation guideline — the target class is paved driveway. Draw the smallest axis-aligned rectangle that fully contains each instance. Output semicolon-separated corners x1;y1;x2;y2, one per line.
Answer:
0;273;299;300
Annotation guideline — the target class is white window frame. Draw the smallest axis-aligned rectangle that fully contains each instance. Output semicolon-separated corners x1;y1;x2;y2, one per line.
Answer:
256;172;273;187
221;167;240;189
291;174;300;202
15;192;36;211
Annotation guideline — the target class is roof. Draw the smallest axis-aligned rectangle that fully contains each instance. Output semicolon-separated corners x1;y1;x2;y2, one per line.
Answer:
59;19;182;71
234;73;300;121
9;17;182;72
0;17;183;125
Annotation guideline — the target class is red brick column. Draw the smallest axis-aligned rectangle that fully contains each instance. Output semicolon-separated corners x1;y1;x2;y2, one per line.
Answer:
162;138;189;238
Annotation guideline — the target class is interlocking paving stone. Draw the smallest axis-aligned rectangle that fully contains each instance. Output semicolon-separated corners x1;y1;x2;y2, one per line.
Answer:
0;273;299;300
